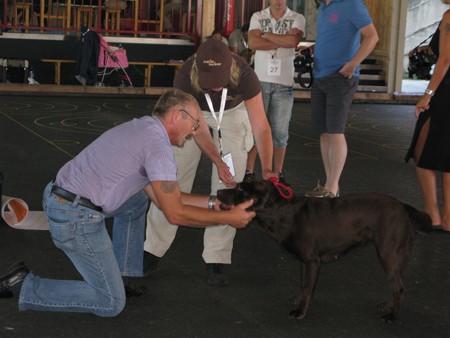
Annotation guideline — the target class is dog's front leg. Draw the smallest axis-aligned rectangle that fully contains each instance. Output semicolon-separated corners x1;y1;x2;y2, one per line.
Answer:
291;262;304;305
289;259;320;319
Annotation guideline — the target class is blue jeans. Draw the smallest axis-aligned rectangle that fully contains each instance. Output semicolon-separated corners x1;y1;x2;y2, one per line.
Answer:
261;82;294;148
19;182;148;317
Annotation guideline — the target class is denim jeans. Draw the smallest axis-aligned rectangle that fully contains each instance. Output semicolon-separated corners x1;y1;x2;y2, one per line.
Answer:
19;181;148;317
261;81;294;148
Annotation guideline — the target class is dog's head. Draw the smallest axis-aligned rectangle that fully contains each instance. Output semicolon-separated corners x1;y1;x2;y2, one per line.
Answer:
217;180;285;211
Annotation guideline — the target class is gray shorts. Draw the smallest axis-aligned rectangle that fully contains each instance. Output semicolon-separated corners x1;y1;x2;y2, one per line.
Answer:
310;72;359;134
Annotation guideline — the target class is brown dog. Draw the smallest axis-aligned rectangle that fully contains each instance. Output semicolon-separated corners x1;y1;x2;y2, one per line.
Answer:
217;180;431;322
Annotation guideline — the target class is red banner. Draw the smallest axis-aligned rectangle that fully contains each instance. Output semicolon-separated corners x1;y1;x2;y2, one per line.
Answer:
222;0;235;36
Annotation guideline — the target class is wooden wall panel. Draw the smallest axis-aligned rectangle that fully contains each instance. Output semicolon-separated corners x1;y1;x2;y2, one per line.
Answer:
365;0;392;53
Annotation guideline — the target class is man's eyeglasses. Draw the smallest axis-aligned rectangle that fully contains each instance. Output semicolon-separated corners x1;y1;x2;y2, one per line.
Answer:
180;109;200;131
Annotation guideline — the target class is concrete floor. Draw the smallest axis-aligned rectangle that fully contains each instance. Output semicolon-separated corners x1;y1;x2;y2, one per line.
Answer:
0;95;449;338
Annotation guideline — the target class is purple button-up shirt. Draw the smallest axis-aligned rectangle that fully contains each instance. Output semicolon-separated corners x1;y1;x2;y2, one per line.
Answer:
56;116;177;213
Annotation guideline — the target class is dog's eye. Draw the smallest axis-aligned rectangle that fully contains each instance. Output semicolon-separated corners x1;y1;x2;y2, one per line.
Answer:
242;191;252;199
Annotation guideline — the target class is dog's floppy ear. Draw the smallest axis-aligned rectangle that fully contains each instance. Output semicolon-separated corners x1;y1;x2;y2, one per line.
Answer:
241;180;277;210
250;179;294;209
217;183;250;210
216;180;281;211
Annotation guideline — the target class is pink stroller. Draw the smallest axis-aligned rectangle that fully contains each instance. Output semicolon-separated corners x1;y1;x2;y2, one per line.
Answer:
97;33;133;87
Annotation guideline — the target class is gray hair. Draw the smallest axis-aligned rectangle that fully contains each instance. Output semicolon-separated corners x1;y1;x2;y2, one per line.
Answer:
153;89;197;117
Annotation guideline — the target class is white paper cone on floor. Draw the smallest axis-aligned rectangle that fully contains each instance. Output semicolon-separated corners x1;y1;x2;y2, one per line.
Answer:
1;195;49;230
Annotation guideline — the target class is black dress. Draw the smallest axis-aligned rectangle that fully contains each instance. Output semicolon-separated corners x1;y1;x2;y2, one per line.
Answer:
405;24;450;172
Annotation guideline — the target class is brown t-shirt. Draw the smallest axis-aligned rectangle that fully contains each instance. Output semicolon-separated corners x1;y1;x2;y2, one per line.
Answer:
173;53;261;112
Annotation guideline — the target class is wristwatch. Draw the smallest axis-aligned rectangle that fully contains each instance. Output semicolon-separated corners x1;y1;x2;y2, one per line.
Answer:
425;88;435;96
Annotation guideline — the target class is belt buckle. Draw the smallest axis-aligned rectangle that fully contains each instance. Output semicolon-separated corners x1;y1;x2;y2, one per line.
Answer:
54;195;69;205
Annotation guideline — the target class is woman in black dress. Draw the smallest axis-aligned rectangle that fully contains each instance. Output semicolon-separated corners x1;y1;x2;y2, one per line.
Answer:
406;0;450;232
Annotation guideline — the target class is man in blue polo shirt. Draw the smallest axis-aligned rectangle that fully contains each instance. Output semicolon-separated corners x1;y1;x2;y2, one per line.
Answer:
305;0;379;198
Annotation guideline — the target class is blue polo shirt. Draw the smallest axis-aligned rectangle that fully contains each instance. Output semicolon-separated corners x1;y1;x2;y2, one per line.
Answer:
313;0;373;79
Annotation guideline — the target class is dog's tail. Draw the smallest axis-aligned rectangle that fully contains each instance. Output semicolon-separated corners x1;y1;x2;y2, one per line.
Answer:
404;204;432;233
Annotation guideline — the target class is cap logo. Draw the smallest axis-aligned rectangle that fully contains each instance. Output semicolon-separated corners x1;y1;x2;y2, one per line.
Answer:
203;59;222;67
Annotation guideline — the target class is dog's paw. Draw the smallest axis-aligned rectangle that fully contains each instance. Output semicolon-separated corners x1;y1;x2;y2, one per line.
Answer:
377;303;400;324
290;295;302;305
376;302;391;313
379;312;398;324
289;308;306;320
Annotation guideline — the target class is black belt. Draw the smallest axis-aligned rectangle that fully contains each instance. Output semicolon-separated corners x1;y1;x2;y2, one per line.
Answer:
51;185;103;212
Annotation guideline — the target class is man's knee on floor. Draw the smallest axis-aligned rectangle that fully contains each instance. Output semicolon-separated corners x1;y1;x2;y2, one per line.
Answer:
95;289;126;317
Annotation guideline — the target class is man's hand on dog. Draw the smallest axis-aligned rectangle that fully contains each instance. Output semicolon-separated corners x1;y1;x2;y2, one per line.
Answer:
216;197;234;211
221;199;255;228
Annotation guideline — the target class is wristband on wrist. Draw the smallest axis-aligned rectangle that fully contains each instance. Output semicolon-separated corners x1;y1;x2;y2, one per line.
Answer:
425;88;435;97
208;195;216;210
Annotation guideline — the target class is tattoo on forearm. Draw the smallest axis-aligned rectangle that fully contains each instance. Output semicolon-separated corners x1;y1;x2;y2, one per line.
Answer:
160;181;178;194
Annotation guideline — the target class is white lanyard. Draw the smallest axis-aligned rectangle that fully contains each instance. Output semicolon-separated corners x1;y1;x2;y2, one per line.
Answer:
242;35;248;49
204;88;228;155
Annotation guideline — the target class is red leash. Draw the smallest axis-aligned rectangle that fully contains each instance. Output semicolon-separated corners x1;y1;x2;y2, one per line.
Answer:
268;177;293;199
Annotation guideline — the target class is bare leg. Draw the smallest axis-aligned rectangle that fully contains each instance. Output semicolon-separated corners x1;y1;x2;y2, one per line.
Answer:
416;167;441;225
247;144;284;177
273;146;286;174
319;134;331;182
442;172;450;230
413;118;441;226
320;133;346;196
